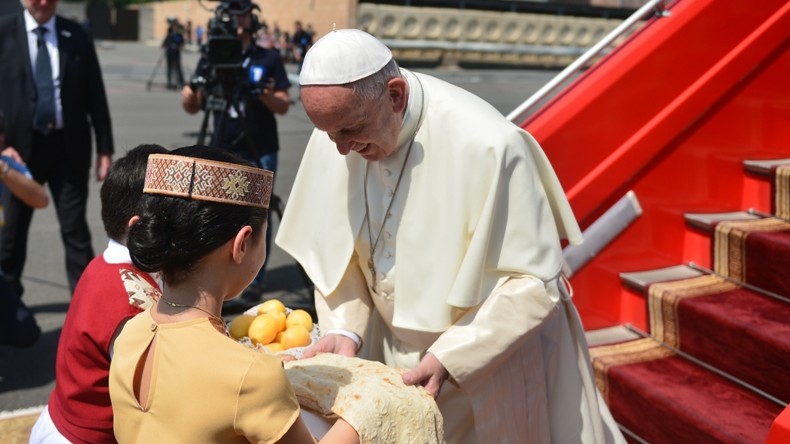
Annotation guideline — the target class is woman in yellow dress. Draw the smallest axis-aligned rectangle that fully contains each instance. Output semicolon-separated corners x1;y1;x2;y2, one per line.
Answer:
108;146;357;443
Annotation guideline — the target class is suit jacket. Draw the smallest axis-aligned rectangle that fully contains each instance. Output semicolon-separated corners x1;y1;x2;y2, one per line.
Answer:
0;12;113;172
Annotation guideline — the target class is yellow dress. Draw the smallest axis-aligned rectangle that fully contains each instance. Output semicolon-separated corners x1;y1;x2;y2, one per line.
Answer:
109;310;300;443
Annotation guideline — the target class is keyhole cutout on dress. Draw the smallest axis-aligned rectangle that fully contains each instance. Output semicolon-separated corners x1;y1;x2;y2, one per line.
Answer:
133;337;157;409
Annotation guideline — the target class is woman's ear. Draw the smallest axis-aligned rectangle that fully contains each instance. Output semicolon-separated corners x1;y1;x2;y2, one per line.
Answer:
127;215;140;228
231;225;254;264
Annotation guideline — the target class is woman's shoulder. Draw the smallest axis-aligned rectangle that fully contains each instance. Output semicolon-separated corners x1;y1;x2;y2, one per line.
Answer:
237;352;298;412
121;308;154;332
206;335;286;378
245;350;290;380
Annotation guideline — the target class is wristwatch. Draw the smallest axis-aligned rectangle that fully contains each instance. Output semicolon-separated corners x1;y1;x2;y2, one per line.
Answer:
0;160;10;180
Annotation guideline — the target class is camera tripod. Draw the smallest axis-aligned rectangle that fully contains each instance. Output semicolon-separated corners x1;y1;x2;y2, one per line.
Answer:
195;83;315;296
145;52;164;92
146;50;184;92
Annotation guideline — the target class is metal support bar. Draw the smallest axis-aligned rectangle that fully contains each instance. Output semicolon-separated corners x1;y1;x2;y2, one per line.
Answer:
687;262;790;305
562;190;642;278
618;424;650;444
748;207;790;224
380;39;588;57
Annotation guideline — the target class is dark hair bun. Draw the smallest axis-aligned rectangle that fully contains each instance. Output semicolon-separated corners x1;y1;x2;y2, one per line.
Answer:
127;145;267;285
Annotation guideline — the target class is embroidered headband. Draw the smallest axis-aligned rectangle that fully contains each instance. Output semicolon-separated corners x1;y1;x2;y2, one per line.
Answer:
143;154;273;209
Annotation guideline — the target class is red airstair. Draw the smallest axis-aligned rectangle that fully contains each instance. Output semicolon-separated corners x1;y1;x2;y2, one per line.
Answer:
516;0;790;441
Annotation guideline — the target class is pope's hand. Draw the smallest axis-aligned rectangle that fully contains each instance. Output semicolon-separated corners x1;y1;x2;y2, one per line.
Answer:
402;353;448;398
301;333;357;359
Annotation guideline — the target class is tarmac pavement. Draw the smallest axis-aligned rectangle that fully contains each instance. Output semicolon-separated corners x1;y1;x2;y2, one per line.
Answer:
0;40;559;414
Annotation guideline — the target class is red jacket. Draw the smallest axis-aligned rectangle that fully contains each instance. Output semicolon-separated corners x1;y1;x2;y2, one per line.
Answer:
48;254;159;443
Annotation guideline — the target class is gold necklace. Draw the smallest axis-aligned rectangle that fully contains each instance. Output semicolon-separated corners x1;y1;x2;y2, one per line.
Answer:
362;75;424;289
161;298;227;333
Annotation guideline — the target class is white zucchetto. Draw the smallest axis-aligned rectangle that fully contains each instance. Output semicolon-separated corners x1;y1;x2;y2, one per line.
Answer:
299;29;393;86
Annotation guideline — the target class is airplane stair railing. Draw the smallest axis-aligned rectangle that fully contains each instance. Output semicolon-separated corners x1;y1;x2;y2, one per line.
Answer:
507;0;670;125
505;0;790;440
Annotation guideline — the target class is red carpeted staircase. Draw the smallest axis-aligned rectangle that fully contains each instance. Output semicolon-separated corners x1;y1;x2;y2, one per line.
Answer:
589;161;790;443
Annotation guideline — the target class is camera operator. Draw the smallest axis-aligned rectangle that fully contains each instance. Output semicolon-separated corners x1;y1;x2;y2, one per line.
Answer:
181;0;291;303
162;17;185;90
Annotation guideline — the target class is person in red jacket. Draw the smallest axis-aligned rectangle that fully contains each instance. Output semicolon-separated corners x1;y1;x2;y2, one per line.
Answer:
29;144;168;443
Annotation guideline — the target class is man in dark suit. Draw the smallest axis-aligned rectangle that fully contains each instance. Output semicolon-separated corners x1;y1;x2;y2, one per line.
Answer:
0;0;114;296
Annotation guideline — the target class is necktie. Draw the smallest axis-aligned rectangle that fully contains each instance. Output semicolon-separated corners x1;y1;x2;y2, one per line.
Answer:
33;26;56;134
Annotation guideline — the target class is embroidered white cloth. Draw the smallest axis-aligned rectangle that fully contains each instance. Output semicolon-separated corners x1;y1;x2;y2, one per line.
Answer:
285;354;444;444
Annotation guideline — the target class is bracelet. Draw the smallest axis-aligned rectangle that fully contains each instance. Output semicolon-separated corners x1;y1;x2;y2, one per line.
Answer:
0;160;9;180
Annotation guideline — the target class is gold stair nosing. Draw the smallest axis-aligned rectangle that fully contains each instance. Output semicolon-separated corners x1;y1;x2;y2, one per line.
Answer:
714;217;790;281
648;274;738;349
590;337;675;405
776;165;790;220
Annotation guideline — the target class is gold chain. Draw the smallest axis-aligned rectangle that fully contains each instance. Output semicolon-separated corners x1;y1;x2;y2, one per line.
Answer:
363;138;414;289
363;74;424;289
161;298;227;333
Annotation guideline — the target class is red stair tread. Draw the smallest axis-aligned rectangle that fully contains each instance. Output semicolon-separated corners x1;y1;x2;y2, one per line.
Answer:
714;218;790;298
676;288;790;401
606;354;782;444
738;229;790;297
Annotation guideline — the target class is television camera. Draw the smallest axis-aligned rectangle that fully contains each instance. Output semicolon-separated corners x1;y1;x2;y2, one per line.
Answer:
191;0;268;147
189;0;315;296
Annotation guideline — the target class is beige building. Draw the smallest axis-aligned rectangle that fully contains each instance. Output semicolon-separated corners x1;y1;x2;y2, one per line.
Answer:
139;0;358;44
137;0;637;68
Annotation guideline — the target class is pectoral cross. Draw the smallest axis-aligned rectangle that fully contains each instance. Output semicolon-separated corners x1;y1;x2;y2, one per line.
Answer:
368;253;377;289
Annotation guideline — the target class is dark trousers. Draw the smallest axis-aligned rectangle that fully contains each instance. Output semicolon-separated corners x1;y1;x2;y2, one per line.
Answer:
0;130;94;296
166;51;184;88
0;271;40;348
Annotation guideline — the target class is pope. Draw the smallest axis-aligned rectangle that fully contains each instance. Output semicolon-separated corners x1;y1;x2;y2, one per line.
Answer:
276;28;624;443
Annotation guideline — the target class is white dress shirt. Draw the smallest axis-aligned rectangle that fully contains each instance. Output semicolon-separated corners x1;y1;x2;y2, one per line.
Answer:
24;10;63;130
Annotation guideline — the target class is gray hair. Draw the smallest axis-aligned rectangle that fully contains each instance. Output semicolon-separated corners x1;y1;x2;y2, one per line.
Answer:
347;58;401;102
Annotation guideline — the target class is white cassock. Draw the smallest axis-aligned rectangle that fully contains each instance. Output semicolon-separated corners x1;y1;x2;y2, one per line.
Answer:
277;69;624;444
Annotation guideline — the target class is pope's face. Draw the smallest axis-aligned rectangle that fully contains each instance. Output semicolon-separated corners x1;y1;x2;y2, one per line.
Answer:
24;0;58;24
301;78;408;162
